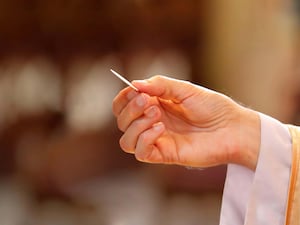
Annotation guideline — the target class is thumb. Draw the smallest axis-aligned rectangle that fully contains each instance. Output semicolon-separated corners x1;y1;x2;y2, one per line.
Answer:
132;75;197;102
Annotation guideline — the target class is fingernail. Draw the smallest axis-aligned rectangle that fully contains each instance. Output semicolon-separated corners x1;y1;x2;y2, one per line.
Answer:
144;106;157;118
136;94;146;107
153;122;164;131
127;90;137;100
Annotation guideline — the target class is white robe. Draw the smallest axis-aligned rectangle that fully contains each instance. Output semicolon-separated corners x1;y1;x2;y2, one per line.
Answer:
219;113;292;225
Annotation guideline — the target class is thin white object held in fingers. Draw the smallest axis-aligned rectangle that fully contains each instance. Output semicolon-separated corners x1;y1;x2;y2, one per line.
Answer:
110;69;139;91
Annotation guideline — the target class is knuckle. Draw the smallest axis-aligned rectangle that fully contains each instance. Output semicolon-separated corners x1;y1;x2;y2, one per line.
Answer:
117;117;126;132
138;132;149;145
112;100;118;116
135;150;146;162
133;119;145;130
119;136;131;152
151;75;165;83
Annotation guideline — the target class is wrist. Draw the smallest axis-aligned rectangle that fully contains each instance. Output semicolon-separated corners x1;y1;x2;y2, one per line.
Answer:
231;107;261;170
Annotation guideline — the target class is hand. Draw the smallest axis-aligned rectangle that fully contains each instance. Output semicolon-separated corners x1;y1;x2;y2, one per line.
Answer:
112;75;260;170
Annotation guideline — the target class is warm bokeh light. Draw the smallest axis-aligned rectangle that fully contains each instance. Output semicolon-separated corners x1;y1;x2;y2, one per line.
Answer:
0;1;299;224
65;55;122;131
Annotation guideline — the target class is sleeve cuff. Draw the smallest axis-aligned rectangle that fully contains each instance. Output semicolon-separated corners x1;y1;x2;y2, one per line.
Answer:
220;113;292;225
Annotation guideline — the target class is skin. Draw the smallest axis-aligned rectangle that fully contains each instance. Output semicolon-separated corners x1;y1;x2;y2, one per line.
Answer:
112;75;261;171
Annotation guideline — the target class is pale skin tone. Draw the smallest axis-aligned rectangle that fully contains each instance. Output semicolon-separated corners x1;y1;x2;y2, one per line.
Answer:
112;75;261;171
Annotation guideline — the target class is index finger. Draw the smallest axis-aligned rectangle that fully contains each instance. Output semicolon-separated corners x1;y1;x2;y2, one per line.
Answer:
112;87;138;117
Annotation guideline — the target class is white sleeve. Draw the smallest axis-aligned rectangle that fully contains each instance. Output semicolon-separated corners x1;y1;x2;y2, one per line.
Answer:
219;113;292;225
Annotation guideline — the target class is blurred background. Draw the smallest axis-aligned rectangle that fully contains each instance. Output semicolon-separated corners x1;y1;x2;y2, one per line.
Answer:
0;0;299;224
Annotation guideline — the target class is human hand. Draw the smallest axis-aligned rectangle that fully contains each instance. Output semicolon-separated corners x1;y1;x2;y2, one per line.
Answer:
112;75;260;170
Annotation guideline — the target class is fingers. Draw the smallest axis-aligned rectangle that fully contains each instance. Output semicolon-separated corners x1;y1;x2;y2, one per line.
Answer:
132;75;199;103
112;87;138;117
135;122;165;163
119;106;161;153
117;93;151;132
